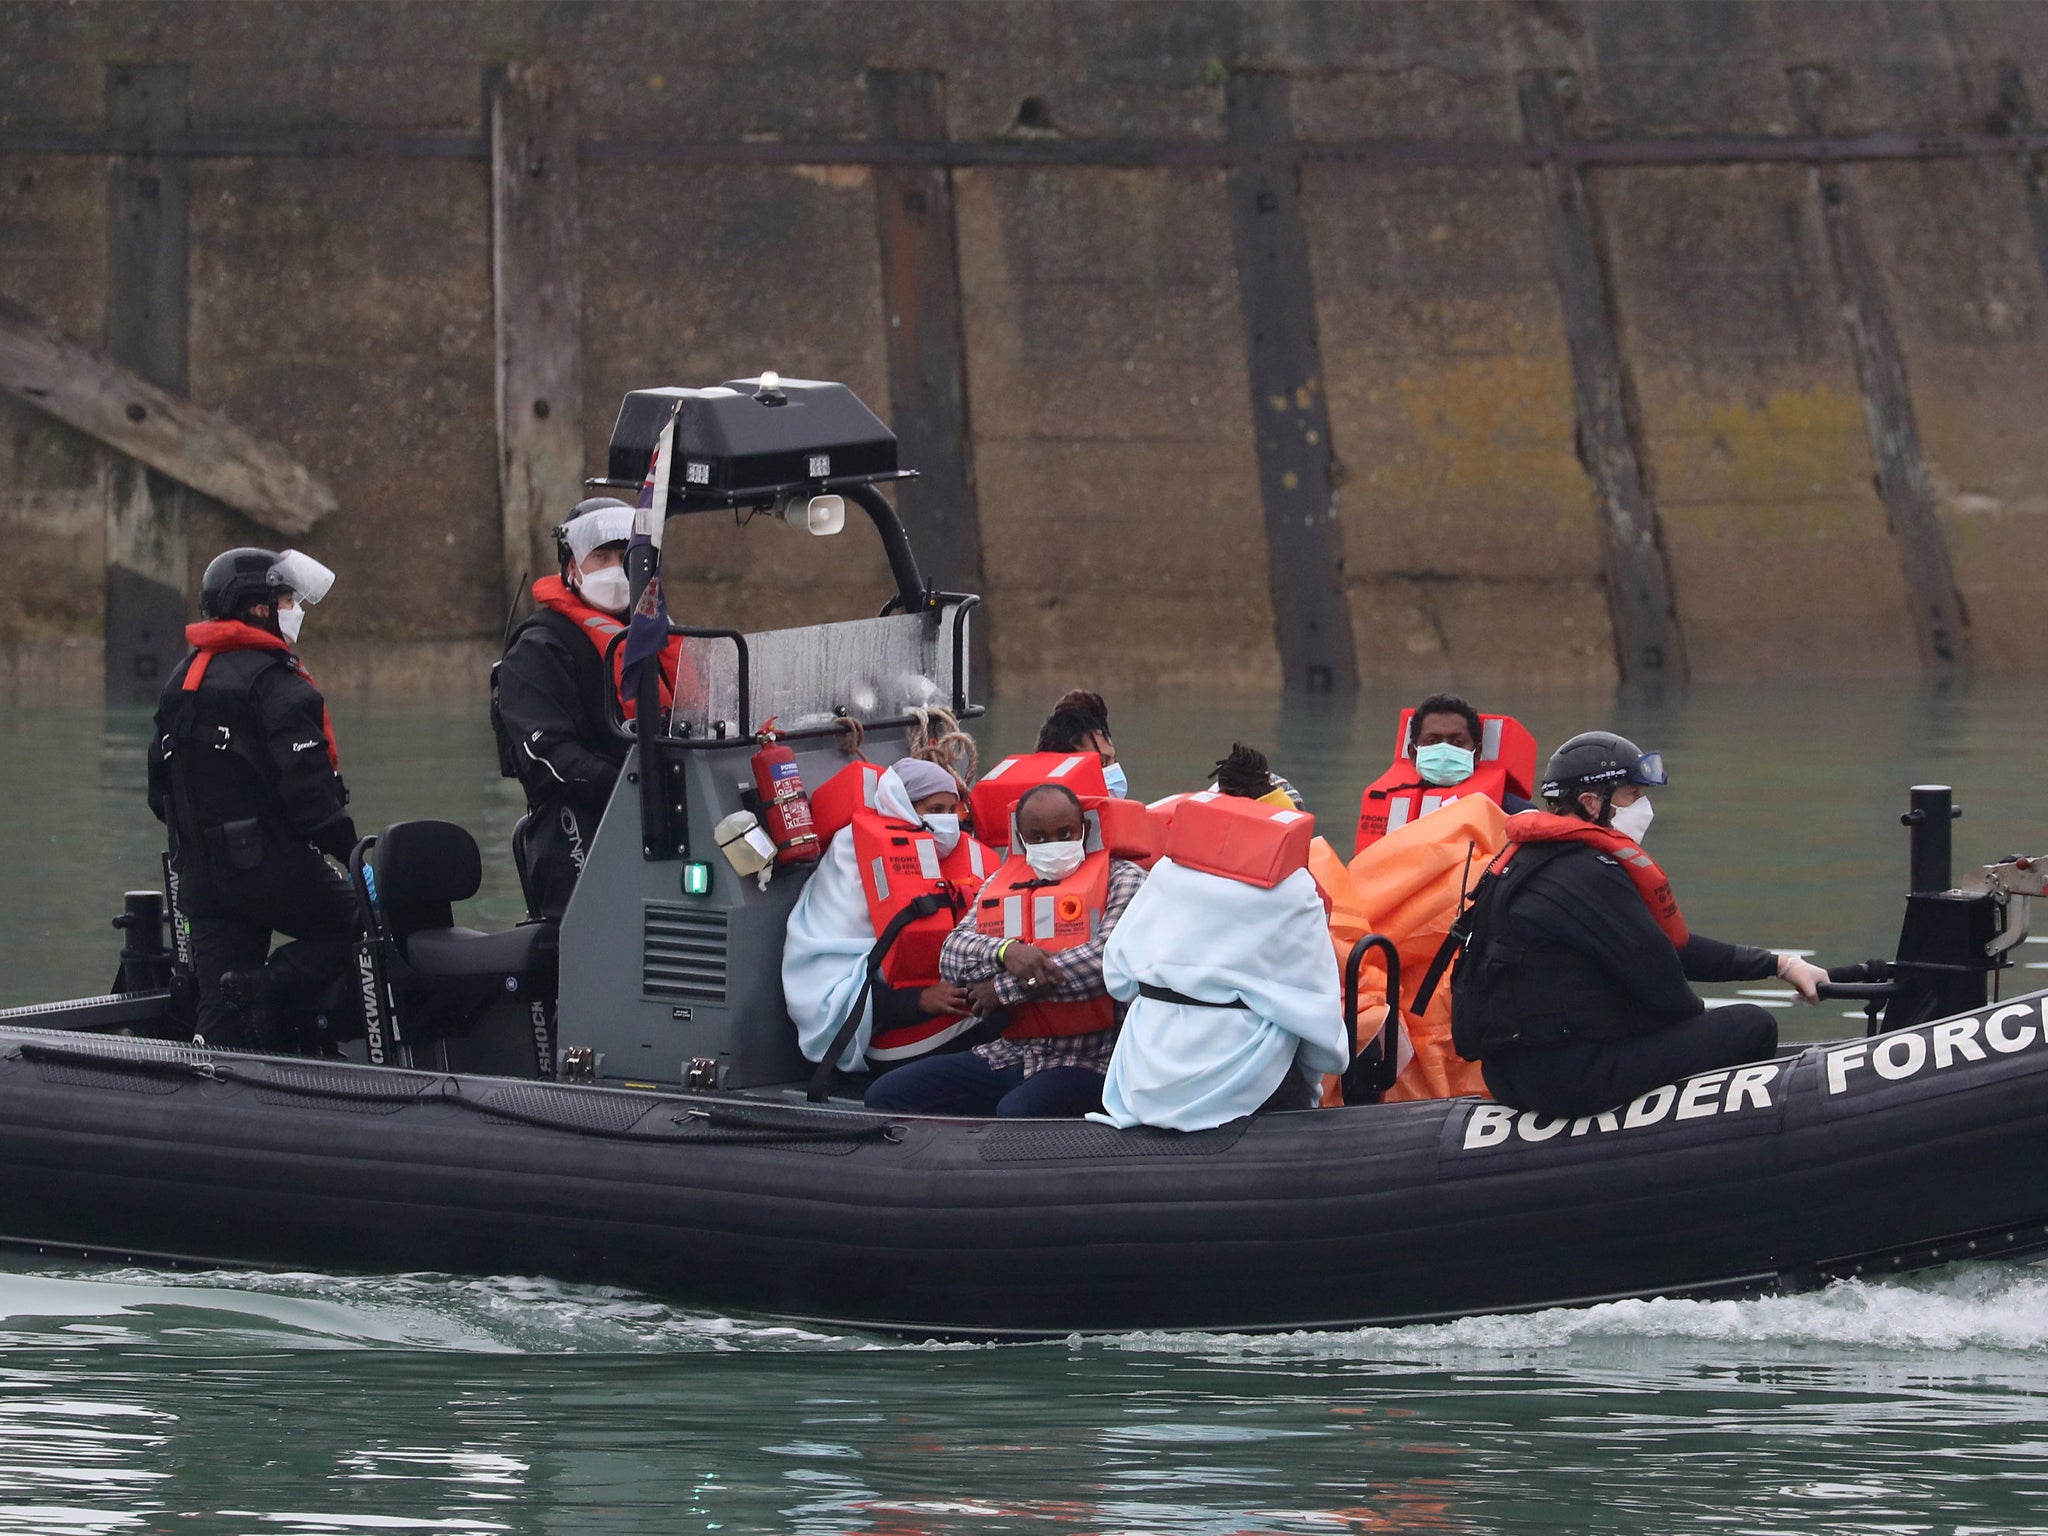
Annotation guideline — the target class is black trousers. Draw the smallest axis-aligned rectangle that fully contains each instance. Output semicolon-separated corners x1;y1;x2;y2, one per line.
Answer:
184;844;357;1048
519;797;603;920
1480;1004;1780;1118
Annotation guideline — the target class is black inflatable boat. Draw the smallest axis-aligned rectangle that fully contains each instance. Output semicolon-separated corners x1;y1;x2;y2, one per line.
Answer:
0;979;2046;1336
2;376;2042;1337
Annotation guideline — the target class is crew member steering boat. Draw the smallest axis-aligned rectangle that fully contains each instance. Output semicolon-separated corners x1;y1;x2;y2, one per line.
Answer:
1448;731;1832;1117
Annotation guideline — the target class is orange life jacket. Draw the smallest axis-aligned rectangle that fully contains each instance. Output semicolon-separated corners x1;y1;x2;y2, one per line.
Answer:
851;810;1000;1061
811;760;883;847
969;752;1109;854
1495;812;1688;946
972;850;1115;1038
182;620;338;767
531;575;692;721
1161;792;1315;888
1356;711;1537;856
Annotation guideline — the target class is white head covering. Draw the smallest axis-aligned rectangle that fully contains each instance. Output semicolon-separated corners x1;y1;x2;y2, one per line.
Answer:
563;503;637;565
892;757;958;806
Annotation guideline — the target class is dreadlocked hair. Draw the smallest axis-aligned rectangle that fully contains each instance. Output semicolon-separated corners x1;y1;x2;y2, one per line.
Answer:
1212;743;1274;799
907;705;978;785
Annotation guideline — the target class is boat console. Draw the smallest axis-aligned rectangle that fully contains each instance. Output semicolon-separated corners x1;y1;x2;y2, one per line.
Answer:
553;376;979;1092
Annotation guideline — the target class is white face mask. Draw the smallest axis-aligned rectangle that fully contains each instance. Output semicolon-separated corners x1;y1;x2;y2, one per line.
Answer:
1024;839;1086;882
922;814;962;856
277;603;305;646
1609;796;1655;844
576;565;631;615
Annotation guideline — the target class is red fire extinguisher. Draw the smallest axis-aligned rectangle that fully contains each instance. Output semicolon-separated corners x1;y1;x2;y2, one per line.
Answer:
751;717;821;865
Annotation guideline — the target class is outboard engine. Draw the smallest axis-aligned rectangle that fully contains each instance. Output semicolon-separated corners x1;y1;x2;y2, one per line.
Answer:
1849;785;2045;1033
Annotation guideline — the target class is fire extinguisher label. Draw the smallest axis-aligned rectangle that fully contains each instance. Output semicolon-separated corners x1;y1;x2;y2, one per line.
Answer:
770;760;802;783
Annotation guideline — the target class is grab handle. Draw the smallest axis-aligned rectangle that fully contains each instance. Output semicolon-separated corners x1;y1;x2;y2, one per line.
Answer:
1341;934;1403;1105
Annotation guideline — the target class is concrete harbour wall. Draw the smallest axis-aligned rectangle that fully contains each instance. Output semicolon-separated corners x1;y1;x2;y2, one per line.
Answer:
2;0;2046;701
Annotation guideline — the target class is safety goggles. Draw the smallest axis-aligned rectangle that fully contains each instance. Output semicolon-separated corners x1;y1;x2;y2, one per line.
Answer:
269;550;336;605
1628;751;1668;787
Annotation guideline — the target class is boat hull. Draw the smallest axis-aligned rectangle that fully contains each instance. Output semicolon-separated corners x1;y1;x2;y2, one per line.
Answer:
1;990;2046;1336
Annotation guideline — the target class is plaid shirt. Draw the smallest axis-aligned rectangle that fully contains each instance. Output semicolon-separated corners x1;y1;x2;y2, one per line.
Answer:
939;857;1147;1075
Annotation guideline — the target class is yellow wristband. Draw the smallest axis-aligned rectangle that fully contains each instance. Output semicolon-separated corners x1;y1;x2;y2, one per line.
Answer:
996;939;1014;964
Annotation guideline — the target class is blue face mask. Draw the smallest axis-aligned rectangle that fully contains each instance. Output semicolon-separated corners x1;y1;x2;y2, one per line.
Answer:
1414;742;1475;787
1102;762;1129;799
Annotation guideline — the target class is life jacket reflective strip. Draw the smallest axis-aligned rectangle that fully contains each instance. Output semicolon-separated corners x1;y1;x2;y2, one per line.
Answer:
1160;791;1315;889
180;619;339;768
530;575;692;721
811;760;883;847
1355;712;1538;856
1497;812;1688;946
969;752;1110;855
972;850;1115;1038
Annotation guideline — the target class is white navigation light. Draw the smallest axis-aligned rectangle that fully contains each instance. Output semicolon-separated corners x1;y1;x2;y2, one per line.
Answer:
759;370;780;393
778;492;845;536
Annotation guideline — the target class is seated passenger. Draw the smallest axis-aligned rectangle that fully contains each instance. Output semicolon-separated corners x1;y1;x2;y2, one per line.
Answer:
1355;692;1536;856
864;784;1145;1118
783;757;1000;1075
1037;691;1125;798
1093;748;1348;1131
1452;732;1831;1117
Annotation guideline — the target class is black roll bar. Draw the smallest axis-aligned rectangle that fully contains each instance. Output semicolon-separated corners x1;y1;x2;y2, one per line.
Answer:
845;481;927;614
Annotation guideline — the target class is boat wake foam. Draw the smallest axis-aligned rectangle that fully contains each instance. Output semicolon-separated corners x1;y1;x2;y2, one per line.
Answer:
3;1258;2048;1358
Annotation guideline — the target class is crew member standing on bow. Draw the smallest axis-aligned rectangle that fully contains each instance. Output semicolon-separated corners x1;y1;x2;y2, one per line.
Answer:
493;498;688;918
1448;732;1831;1117
864;783;1147;1118
147;547;355;1051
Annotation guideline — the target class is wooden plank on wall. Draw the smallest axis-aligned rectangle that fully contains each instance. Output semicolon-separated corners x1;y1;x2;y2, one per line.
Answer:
1521;70;1686;685
490;63;584;604
1994;65;2048;319
1225;73;1359;694
0;297;336;534
868;68;989;685
1789;66;1969;673
105;62;189;706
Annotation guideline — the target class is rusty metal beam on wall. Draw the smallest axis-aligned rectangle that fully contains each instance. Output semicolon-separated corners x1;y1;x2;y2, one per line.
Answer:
490;63;585;605
866;69;988;687
1521;71;1684;685
1790;67;1969;673
7;125;2048;172
1226;73;1357;695
104;62;190;707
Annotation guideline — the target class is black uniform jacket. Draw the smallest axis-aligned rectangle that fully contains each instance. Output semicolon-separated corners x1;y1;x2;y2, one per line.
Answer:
496;609;627;815
1483;842;1777;1048
148;645;357;869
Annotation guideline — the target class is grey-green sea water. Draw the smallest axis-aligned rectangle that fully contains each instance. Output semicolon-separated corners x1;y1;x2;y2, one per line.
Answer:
0;679;2045;1533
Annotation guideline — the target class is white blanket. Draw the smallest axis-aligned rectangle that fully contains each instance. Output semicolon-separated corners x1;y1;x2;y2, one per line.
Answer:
782;766;921;1069
1094;858;1348;1131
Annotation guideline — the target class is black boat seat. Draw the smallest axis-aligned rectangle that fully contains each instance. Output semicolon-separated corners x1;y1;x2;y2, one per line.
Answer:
405;923;552;981
364;821;560;1058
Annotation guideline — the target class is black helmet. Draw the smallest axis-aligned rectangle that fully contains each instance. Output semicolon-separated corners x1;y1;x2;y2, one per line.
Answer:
1540;731;1668;805
200;547;285;621
554;497;635;572
199;547;337;625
